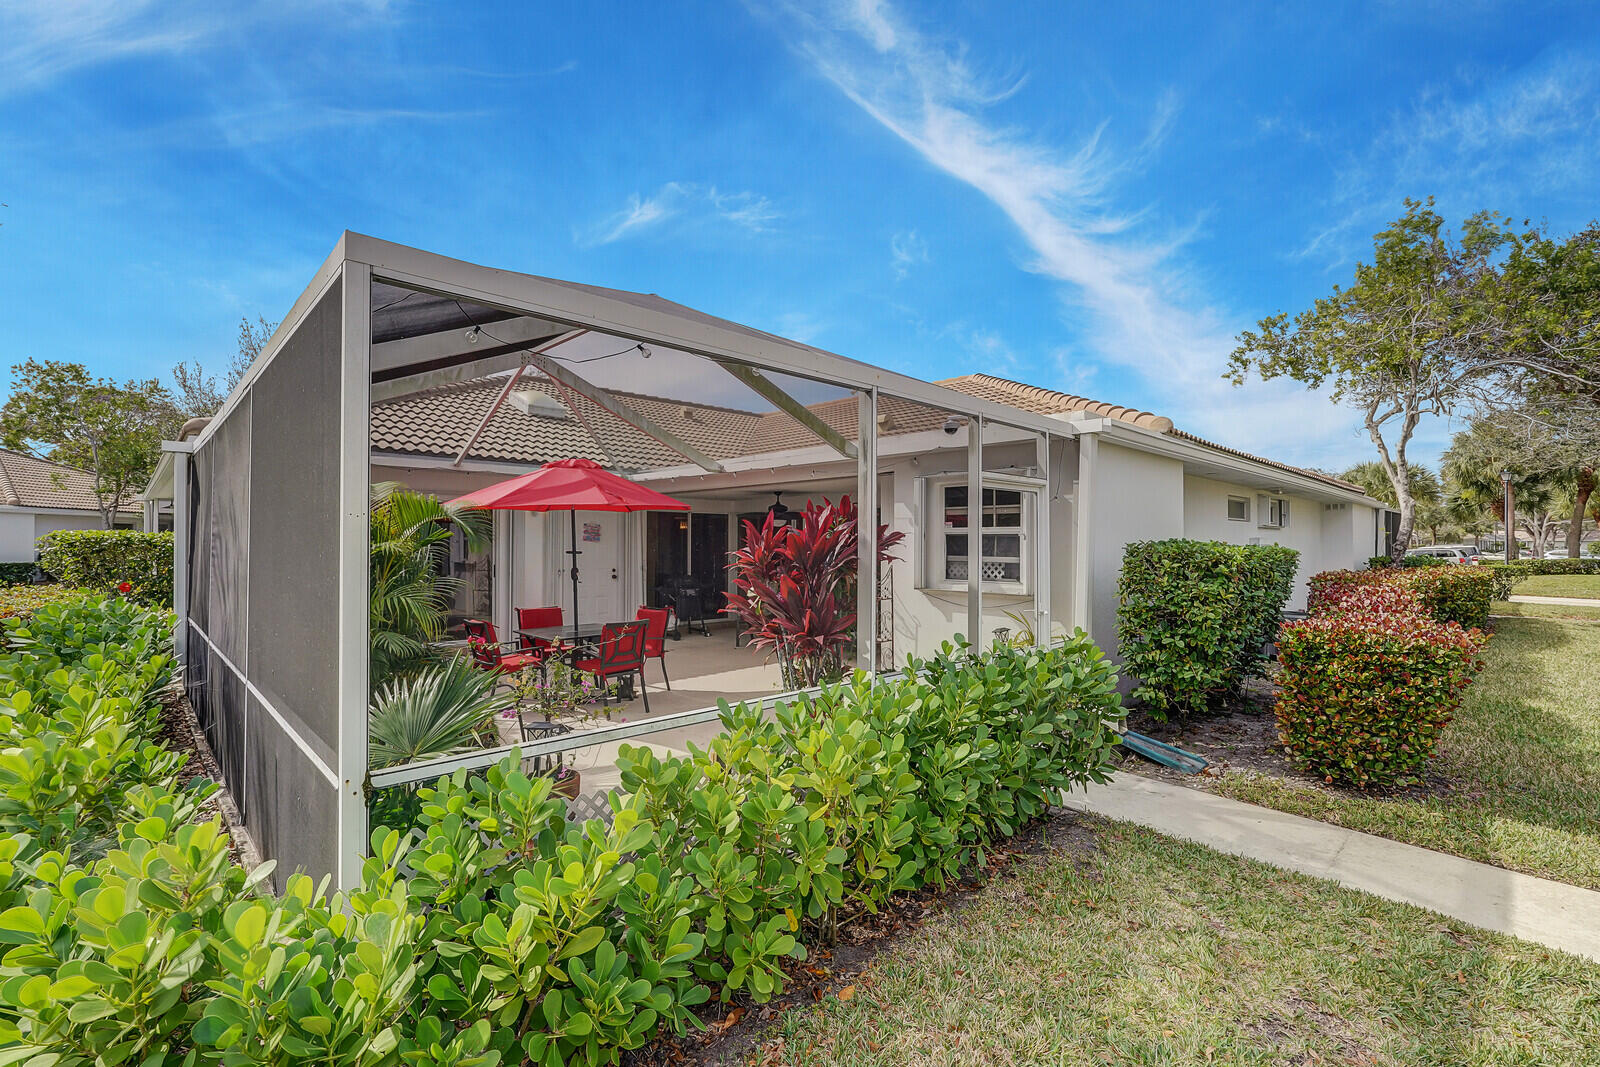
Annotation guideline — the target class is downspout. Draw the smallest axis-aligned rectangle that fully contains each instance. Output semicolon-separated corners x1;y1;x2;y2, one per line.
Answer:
1072;422;1101;643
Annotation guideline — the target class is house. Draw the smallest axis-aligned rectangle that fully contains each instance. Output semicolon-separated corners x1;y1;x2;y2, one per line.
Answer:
0;448;141;563
370;369;1391;660
143;233;1394;887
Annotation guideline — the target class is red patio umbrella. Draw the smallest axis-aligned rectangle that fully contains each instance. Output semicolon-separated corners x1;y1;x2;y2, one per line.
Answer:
446;458;689;641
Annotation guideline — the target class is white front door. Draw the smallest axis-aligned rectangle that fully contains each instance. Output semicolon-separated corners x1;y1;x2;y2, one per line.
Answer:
555;510;626;629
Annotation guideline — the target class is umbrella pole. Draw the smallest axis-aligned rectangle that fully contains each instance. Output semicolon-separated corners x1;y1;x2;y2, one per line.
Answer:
569;510;581;641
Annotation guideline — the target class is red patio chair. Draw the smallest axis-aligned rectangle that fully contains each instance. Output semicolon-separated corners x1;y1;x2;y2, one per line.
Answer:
636;606;670;690
462;618;545;679
515;605;563;652
573;620;651;714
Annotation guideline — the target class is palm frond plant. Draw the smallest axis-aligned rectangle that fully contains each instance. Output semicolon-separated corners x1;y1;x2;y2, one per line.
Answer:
369;481;491;688
367;654;511;769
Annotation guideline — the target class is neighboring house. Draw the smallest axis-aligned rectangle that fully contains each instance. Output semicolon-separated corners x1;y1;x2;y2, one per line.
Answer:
0;449;139;563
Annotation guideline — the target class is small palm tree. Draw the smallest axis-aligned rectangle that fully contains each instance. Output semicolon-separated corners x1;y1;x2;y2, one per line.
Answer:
369;481;491;688
368;654;511;768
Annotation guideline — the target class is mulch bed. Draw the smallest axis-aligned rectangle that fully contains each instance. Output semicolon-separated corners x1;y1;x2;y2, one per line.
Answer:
156;688;259;869
624;811;1105;1067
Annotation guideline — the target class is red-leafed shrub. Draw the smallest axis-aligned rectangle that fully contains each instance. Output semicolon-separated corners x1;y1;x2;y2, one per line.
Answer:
1274;614;1487;787
1308;571;1426;619
1307;567;1494;631
724;495;904;688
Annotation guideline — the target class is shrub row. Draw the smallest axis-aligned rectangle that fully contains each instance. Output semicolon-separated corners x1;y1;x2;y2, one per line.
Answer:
37;530;174;607
1117;539;1300;718
0;606;1125;1064
1309;567;1495;631
1366;553;1447;570
1279;569;1487;787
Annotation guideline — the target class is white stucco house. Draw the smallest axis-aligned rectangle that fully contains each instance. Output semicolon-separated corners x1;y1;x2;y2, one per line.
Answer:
143;234;1398;884
366;367;1393;661
0;448;140;563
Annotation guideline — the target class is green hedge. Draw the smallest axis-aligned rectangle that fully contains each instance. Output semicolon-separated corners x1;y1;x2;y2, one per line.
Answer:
1481;559;1600;600
0;612;1125;1064
1366;554;1448;570
1117;539;1300;718
0;564;36;586
36;529;174;606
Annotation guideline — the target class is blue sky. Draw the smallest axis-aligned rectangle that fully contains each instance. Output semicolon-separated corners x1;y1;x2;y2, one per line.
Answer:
2;0;1597;471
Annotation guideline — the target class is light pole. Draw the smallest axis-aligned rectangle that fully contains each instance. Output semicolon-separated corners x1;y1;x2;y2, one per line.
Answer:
1500;469;1515;562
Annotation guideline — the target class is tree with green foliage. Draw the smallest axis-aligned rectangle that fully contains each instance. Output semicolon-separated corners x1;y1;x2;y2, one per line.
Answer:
1441;419;1571;558
1229;199;1515;560
1341;462;1459;544
0;359;179;528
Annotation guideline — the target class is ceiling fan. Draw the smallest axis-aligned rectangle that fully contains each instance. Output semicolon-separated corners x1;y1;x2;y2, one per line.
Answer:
767;491;799;522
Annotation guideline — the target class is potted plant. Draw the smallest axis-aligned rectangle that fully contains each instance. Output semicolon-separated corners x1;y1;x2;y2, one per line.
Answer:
495;651;618;796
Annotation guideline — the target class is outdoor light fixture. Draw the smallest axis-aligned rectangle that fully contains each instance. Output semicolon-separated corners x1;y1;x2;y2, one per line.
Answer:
639;343;651;359
943;416;961;435
464;325;481;344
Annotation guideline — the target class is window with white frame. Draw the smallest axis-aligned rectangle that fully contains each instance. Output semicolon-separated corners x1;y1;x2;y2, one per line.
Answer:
1226;495;1249;521
1257;495;1289;529
926;478;1036;592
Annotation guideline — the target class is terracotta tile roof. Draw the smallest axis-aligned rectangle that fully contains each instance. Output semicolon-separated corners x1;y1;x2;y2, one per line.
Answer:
0;449;137;513
373;369;1365;496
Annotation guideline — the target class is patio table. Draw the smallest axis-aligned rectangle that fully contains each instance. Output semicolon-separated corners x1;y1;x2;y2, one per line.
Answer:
516;623;607;646
516;622;638;699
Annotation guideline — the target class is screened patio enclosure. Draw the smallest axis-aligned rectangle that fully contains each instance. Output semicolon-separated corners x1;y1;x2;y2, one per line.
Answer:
165;233;1085;888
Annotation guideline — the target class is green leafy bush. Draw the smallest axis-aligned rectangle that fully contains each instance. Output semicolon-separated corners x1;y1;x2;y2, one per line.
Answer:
37;530;174;606
0;565;36;587
1282;568;1489;788
1366;554;1447;569
1274;614;1487;788
0;599;1123;1065
1117;540;1300;718
620;633;1123;1001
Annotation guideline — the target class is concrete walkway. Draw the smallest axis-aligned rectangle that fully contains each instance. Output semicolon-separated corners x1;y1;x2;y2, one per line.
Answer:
1508;593;1600;607
1058;773;1600;963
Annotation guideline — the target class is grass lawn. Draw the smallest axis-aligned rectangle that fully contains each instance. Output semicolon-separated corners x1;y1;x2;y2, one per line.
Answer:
753;818;1600;1066
1492;599;1600;621
1511;573;1600;599
1214;615;1600;890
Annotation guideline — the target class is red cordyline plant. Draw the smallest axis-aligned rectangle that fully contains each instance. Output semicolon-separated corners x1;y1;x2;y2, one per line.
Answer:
723;495;904;688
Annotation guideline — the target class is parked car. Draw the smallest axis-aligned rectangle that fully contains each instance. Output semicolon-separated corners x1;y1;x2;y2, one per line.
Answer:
1405;545;1480;564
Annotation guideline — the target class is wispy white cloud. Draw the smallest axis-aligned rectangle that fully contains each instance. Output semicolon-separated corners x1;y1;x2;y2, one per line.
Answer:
582;182;782;246
1299;52;1600;268
0;0;395;96
889;229;927;278
762;0;1356;464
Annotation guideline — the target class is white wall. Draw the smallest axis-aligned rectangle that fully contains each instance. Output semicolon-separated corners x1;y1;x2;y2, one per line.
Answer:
1182;475;1379;610
1089;443;1186;655
0;509;105;563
